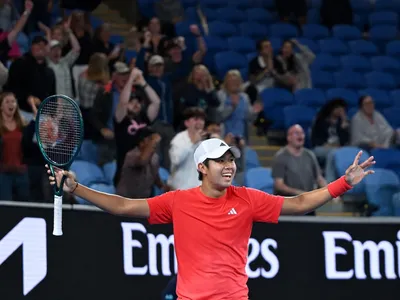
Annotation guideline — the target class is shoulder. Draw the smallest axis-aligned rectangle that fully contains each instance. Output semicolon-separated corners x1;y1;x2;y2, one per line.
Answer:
303;148;318;161
171;130;188;142
274;147;288;159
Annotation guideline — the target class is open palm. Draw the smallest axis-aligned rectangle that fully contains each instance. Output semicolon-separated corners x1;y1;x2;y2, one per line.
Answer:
344;151;375;186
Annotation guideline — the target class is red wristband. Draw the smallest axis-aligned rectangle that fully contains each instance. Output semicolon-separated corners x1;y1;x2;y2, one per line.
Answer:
327;176;352;198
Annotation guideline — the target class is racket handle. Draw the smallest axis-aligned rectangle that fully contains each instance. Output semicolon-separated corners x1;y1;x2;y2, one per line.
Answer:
53;195;63;236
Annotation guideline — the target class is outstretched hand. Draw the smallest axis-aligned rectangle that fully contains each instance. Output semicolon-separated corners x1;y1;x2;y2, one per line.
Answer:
344;151;375;186
46;164;77;193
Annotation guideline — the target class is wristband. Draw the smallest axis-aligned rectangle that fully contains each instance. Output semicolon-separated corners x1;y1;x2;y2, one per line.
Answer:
71;182;78;194
327;176;352;198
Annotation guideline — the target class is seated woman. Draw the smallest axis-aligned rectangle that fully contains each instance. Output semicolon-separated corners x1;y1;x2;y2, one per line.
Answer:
311;98;350;182
351;95;395;152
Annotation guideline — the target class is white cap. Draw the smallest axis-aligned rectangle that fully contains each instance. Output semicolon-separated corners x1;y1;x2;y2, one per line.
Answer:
194;138;241;167
49;40;61;48
148;55;164;65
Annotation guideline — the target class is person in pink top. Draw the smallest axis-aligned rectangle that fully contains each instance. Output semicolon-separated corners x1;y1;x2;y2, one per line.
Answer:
47;137;375;299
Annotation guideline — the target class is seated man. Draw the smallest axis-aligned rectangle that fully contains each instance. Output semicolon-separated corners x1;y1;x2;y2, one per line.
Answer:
272;124;330;215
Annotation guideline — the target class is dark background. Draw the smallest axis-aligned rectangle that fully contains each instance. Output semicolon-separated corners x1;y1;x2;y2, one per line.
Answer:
0;205;398;300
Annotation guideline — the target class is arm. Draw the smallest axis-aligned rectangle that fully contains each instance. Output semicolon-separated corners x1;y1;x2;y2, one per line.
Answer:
139;80;161;123
292;39;316;65
0;61;8;88
191;25;207;64
65;20;81;54
274;178;305;196
7;0;33;45
280;151;375;215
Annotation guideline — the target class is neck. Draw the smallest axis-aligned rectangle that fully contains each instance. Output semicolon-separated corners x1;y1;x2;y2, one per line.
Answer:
200;180;227;198
287;145;303;156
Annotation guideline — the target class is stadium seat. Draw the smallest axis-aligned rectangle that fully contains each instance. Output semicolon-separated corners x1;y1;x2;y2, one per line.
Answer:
229;0;252;9
371;149;400;174
244;167;274;194
332;25;362;41
185;7;200;22
385;40;400;57
389;89;400;107
217;7;247;23
102;161;117;185
369;25;398;51
238;22;268;40
246;52;257;62
182;0;197;8
311;54;340;71
312;70;335;89
245;147;261;170
245;8;275;24
208;21;237;37
283;105;316;131
109;35;123;45
374;0;400;12
76;140;98;164
393;192;400;217
348;40;379;57
261;88;294;129
369;11;398;26
294;88;326;108
270;37;283;53
307;8;321;24
200;0;226;9
365;71;396;89
154;167;170;196
201;7;219;22
358;89;392;109
353;13;366;31
308;0;322;8
227;36;255;54
340;54;371;72
269;23;299;39
302;24;330;40
124;50;137;64
296;38;320;53
370;56;400;74
70;160;108;187
319;38;348;56
350;0;373;13
334;71;366;89
214;51;247;79
365;168;400;216
382;107;400;128
347;107;358;118
204;36;228;53
326;88;359;107
334;147;370;195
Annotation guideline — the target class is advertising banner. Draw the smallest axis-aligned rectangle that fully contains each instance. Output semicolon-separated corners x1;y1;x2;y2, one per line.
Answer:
0;203;399;300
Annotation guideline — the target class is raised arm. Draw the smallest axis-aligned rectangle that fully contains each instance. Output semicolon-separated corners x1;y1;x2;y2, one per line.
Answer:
133;72;160;122
280;151;375;215
47;165;150;217
8;0;33;45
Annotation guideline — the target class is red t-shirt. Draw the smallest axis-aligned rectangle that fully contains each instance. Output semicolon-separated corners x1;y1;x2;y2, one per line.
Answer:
147;186;284;300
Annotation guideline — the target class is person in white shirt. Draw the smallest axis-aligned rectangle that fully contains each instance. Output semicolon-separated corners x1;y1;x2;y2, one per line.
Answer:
168;107;206;190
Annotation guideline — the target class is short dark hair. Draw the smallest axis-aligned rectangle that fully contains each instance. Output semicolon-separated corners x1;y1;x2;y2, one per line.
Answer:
197;159;209;181
183;107;206;121
256;39;269;52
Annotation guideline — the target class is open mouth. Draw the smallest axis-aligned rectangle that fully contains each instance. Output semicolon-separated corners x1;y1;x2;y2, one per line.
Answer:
222;172;233;179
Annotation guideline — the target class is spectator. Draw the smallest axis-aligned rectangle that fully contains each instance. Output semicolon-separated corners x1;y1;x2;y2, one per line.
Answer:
174;64;219;128
114;67;160;185
351;95;395;151
92;23;122;72
116;127;169;198
0;0;19;32
311;98;350;182
144;17;169;56
274;39;315;91
0;92;29;201
39;18;75;57
4;35;55;121
168;107;206;190
272;124;331;215
78;52;109;139
46;18;80;98
90;61;131;166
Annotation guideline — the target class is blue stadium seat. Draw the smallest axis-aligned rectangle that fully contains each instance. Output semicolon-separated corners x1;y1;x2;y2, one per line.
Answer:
217;7;247;23
269;23;299;39
124;50;137;64
270;37;283;53
369;25;398;51
370;56;400;74
283;105;316;132
347;107;358;118
204;36;228;53
383;107;400;128
182;0;197;8
154;167;170;196
70;160;108;187
319;38;348;56
348;40;379;57
246;52;257;62
201;7;219;22
334;71;366;89
245;8;275;24
307;8;321;24
365;168;400;216
201;0;226;9
311;54;340;71
245;147;261;170
340;54;371;72
371;149;400;174
244;167;274;194
353;13;366;31
137;0;155;18
365;71;396;89
374;0;400;12
369;11;398;26
358;89;392;109
229;0;253;9
332;25;362;41
76;140;98;164
227;36;255;54
239;22;268;40
394;192;400;217
296;38;320;53
326;88;359;107
302;24;330;40
208;21;237;37
294;88;326;108
175;21;199;36
389;89;400;107
334;147;370;195
102;161;117;185
308;0;322;8
261;88;294;129
350;0;373;13
312;70;335;89
185;7;200;22
109;35;123;45
214;51;247;79
385;40;400;57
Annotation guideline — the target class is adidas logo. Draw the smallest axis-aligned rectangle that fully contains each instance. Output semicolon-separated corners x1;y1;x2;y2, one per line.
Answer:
228;208;237;215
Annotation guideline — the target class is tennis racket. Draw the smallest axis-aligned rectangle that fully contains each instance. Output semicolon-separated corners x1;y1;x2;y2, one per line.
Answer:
35;95;84;236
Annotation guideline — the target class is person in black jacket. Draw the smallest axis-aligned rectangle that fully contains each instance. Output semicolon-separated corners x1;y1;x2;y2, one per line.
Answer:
311;98;350;181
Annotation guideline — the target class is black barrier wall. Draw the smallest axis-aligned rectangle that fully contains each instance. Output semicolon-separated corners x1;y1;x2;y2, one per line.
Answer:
0;203;399;300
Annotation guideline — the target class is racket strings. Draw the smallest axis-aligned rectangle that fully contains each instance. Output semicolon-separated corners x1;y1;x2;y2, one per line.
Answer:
37;97;82;165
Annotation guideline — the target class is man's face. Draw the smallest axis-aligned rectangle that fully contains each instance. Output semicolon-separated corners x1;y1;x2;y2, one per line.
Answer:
200;152;236;189
114;73;129;90
185;117;205;131
31;41;47;61
260;41;272;56
287;125;305;149
148;63;164;78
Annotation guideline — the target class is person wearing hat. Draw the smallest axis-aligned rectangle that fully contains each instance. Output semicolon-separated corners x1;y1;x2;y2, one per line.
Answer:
46;17;80;98
48;132;375;299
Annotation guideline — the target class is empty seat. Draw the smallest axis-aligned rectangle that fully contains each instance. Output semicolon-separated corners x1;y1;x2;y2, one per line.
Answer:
383;107;400;128
269;23;299;39
283;105;316;130
208;21;237;37
385;40;400;57
369;25;398;51
244;167;274;194
370;56;400;73
201;7;219;22
311;70;335;89
217;7;247;22
319;38;348;56
311;54;340;71
296;37;320;53
340;54;371;72
201;0;226;9
261;88;294;129
244;147;261;170
175;21;199;36
350;0;373;13
326;88;359;107
204;36;228;53
246;8;275;23
369;11;398;26
332;25;362;40
374;0;400;12
239;22;268;40
334;71;366;89
227;36;255;54
358;89;392;109
389;89;400;107
348;40;379;57
302;24;330;40
214;51;247;79
294;88;326;108
365;71;396;89
70;160;108;187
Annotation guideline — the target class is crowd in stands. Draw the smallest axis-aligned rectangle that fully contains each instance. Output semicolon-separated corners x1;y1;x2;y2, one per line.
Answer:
1;0;400;217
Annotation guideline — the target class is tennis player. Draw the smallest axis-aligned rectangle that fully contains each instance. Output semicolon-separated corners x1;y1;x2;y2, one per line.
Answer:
47;138;375;300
